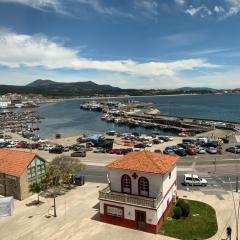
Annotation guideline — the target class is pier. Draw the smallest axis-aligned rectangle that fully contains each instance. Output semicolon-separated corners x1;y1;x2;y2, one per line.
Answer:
80;100;238;136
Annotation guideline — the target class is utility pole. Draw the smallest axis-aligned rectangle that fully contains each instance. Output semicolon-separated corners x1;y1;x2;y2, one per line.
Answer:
214;158;216;174
236;176;239;193
53;177;57;217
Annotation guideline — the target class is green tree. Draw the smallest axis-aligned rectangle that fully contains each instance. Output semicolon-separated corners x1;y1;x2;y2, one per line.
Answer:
51;156;85;186
41;156;85;217
29;181;42;204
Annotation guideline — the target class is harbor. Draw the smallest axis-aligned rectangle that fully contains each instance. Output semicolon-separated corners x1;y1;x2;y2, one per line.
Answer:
80;100;238;136
0;109;43;134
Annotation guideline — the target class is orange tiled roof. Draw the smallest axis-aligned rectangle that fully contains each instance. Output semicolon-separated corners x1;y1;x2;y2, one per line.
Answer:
0;149;36;177
107;151;178;174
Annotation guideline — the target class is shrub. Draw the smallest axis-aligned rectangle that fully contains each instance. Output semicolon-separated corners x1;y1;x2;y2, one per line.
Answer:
172;206;182;219
181;202;190;217
176;199;185;208
176;199;190;217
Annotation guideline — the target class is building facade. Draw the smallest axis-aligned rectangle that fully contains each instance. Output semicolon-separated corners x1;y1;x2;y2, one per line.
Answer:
0;149;46;200
99;151;178;234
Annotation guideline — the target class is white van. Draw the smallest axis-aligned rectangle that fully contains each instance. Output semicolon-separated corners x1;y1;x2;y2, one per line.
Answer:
184;174;208;186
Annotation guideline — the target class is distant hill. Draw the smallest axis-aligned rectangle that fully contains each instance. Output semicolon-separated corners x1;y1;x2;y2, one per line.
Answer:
174;87;216;92
0;79;221;97
27;79;56;87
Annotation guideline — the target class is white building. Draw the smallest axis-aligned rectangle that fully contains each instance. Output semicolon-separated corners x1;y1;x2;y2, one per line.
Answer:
0;99;11;108
99;151;178;234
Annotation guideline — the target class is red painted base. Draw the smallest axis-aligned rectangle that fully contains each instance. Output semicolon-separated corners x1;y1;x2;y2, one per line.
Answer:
100;200;174;234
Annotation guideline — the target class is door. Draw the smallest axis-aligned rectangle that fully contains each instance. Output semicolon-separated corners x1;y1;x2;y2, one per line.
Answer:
136;211;146;231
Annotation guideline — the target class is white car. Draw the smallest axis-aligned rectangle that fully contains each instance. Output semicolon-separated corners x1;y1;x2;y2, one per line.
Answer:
7;144;15;148
145;142;153;147
44;145;54;151
38;138;48;143
184;174;208;186
197;147;206;154
206;147;217;154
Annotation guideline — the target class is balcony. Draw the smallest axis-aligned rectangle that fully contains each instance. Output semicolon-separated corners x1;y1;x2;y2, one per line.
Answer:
99;185;162;209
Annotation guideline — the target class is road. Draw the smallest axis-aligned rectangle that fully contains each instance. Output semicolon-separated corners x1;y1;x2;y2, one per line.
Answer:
82;165;240;195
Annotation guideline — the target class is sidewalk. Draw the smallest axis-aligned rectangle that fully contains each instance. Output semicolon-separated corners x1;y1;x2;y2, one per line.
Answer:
0;182;239;240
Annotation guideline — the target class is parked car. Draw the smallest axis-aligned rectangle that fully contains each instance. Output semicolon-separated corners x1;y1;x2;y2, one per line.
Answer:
134;143;146;148
38;138;48;143
206;147;217;154
183;174;208;186
175;148;187;157
154;149;162;153
16;141;27;148
49;146;64;154
226;147;240;154
158;136;170;142
121;148;133;155
71;151;86;157
182;139;197;145
202;142;218;148
38;145;45;150
163;147;175;155
197;147;206;154
94;147;106;153
109;148;124;155
44;145;55;151
6;143;15;148
186;147;197;155
144;142;152;147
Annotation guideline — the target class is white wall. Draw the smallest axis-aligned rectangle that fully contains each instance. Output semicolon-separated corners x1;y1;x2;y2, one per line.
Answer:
100;200;158;225
109;169;163;198
156;182;177;222
162;165;177;196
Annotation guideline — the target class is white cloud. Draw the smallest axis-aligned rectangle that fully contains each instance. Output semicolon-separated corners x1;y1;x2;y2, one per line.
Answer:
214;5;225;13
134;0;158;17
0;29;218;77
0;0;65;13
224;0;240;17
0;0;134;18
185;5;212;17
183;1;240;19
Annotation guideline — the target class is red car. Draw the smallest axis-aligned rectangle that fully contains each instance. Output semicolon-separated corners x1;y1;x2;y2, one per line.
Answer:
16;141;27;148
186;147;197;155
109;148;123;155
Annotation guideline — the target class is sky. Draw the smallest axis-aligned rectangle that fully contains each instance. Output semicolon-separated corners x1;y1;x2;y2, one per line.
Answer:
0;0;240;89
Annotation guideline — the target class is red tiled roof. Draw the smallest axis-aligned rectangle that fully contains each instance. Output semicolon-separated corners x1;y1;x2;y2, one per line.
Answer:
107;151;178;174
0;149;36;177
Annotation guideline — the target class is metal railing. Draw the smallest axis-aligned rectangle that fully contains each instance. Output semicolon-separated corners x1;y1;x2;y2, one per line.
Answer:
99;185;162;209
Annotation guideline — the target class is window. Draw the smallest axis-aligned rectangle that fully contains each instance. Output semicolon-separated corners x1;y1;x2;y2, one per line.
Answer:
169;171;171;179
106;205;123;218
138;177;149;197
27;166;36;179
37;164;45;175
121;174;131;194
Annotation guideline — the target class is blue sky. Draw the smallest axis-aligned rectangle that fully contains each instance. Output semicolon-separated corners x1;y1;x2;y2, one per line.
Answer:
0;0;240;89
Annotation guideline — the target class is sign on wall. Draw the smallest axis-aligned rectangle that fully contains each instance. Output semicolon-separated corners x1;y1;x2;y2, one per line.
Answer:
106;206;123;218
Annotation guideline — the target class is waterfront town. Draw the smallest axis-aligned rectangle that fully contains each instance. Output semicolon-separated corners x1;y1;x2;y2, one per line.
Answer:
0;93;240;240
1;0;240;239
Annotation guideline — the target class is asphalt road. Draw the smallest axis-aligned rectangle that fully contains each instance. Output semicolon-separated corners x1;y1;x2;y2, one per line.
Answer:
83;165;240;194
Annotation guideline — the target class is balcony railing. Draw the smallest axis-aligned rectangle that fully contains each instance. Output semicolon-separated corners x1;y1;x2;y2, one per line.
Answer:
99;185;162;209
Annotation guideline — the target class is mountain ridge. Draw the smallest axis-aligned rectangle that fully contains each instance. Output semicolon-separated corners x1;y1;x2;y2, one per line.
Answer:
0;79;235;97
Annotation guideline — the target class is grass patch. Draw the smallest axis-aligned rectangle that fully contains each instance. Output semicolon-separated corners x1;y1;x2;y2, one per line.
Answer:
159;199;218;240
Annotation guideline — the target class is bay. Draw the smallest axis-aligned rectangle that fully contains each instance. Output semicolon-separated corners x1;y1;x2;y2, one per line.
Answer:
33;94;240;138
